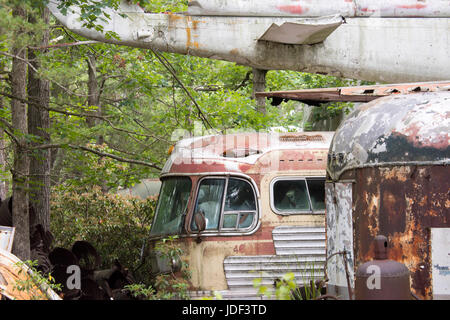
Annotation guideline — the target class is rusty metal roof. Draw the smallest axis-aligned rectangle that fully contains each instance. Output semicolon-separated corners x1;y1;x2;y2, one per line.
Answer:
161;132;334;175
327;91;450;180
256;81;450;106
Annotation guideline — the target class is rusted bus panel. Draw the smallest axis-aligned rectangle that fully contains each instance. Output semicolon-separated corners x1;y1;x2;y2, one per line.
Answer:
351;165;450;299
325;182;354;299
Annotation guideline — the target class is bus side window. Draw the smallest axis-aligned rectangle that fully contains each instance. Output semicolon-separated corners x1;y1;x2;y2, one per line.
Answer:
272;177;325;214
306;178;326;211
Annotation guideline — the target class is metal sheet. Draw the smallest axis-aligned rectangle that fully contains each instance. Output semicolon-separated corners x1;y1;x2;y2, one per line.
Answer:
187;0;450;18
222;226;326;298
258;17;343;45
431;228;450;300
327;91;450;181
272;226;325;255
48;1;450;83
0;226;14;252
325;182;354;299
350;165;450;299
256;81;450;105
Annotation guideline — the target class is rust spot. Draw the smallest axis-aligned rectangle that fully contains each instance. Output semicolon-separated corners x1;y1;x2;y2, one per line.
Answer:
397;4;427;10
353;165;449;299
192;20;200;30
360;7;376;13
276;5;307;14
229;48;239;56
186;27;192;48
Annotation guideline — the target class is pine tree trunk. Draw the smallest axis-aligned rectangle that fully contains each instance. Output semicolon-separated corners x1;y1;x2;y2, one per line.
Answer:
28;7;51;232
11;6;30;260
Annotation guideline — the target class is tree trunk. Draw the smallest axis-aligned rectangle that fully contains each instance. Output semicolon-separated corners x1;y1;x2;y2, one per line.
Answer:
0;62;8;201
27;7;51;232
86;53;102;141
251;68;267;115
11;6;30;260
87;53;107;191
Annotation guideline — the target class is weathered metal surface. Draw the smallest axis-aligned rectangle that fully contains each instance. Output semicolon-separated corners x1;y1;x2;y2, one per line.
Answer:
256;81;450;106
187;0;450;17
327;93;450;299
272;226;325;256
0;248;61;300
325;182;354;299
351;165;450;299
219;226;325;298
431;228;450;300
355;235;412;300
48;1;450;83
258;16;343;45
327;91;450;181
0;226;14;252
163;132;333;176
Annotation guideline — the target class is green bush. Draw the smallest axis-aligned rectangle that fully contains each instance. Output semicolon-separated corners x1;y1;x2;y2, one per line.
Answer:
50;185;157;284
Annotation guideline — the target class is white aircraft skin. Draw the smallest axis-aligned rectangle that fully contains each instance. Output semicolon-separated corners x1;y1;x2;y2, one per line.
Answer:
47;0;450;83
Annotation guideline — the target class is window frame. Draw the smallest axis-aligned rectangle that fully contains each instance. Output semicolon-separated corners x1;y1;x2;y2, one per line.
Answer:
270;176;326;215
189;175;259;235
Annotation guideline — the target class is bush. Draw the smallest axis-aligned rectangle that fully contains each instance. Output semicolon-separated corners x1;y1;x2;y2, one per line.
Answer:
50;185;157;284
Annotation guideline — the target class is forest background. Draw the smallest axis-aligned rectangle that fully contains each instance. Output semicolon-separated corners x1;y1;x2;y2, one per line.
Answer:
0;0;366;293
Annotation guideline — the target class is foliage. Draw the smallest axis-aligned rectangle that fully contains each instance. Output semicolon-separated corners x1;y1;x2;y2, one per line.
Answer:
13;260;62;300
124;236;191;300
50;185;157;283
253;261;326;300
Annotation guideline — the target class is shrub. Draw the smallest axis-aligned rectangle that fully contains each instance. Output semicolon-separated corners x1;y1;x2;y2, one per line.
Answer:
50;185;157;284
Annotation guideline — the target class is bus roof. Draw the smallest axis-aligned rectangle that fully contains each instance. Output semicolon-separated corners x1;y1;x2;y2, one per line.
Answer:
161;131;334;176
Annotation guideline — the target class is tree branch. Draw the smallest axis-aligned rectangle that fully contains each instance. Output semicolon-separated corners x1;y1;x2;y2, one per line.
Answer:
28;41;99;50
32;143;162;170
150;49;216;131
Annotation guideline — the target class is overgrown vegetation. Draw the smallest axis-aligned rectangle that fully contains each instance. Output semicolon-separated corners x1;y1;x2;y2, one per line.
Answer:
13;260;62;300
1;0;366;299
50;185;157;284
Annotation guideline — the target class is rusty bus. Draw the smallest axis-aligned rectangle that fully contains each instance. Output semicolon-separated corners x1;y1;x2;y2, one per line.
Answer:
325;91;450;300
147;131;334;298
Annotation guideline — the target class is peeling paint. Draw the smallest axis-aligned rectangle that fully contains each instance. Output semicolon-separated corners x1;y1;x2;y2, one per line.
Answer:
327;92;449;299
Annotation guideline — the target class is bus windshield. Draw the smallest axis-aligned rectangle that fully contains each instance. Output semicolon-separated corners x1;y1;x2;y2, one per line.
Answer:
150;177;192;237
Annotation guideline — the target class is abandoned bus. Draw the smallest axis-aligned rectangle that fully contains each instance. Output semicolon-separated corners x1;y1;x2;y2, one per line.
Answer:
147;131;334;298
